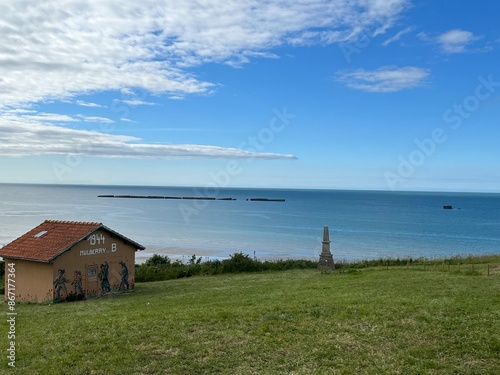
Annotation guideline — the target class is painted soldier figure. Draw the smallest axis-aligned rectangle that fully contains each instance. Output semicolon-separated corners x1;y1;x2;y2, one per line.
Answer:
53;269;68;300
98;261;111;294
71;270;84;295
119;261;129;290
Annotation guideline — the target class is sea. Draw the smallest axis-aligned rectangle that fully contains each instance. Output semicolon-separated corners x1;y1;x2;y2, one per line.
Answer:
1;184;499;263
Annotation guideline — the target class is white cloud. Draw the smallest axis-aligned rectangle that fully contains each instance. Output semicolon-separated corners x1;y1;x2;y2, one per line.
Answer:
0;0;410;108
119;99;159;106
0;1;412;163
3;109;37;114
336;66;430;92
76;100;106;108
436;29;482;53
78;115;115;124
0;113;296;160
13;112;80;123
382;25;416;46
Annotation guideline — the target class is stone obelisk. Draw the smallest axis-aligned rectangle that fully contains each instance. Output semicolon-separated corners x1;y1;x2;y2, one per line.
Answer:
318;226;335;271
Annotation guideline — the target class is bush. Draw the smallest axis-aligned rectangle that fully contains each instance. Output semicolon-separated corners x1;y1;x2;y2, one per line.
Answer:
144;254;171;267
133;253;500;283
135;253;318;282
222;252;261;273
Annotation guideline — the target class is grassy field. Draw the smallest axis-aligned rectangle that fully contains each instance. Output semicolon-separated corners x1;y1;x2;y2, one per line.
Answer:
3;261;500;374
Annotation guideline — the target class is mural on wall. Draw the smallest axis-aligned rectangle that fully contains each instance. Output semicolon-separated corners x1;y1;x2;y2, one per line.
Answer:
53;269;69;301
119;261;129;290
98;261;111;294
52;260;134;302
71;270;84;297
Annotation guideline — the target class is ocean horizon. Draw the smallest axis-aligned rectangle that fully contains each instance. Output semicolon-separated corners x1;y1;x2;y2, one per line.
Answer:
1;183;499;263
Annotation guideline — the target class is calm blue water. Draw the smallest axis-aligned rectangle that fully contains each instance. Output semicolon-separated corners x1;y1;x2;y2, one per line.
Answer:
1;184;499;263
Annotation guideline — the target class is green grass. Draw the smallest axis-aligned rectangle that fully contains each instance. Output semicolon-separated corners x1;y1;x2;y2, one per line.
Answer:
3;262;500;374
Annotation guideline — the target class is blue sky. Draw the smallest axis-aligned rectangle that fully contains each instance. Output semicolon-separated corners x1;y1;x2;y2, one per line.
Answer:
1;0;499;192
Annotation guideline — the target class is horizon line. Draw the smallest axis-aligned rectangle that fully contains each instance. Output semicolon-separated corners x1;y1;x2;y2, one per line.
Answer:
1;181;499;195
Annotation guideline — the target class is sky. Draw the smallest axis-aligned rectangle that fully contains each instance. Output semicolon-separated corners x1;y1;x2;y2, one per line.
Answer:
1;0;499;192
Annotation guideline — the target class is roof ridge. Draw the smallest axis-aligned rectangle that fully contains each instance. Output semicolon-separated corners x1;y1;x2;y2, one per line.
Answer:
44;220;102;226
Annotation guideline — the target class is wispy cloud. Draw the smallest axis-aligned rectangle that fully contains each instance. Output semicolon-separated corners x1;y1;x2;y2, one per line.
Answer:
119;99;159;106
382;25;416;46
0;113;296;160
0;0;410;108
2;110;116;125
419;29;484;54
76;100;106;108
336;66;430;93
77;115;115;124
14;112;80;123
436;29;482;53
5;109;37;114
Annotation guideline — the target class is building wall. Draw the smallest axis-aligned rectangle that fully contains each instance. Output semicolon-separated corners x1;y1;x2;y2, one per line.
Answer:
3;259;53;303
52;229;137;300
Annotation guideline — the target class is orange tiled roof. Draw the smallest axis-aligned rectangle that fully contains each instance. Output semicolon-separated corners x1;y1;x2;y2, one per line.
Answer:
0;220;144;263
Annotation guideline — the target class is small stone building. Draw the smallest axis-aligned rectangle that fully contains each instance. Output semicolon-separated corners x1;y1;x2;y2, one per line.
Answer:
0;220;145;303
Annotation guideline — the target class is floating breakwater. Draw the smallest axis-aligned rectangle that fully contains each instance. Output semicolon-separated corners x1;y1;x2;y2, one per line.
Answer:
97;195;284;202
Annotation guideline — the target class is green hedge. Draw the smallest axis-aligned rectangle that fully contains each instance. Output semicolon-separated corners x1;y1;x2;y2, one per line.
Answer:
134;253;500;283
135;253;318;282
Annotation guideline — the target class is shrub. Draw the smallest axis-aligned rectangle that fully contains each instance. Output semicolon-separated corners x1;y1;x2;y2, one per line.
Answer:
222;252;261;273
144;254;171;267
135;253;319;282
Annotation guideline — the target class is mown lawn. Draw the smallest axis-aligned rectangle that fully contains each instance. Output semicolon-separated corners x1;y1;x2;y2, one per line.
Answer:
4;266;500;374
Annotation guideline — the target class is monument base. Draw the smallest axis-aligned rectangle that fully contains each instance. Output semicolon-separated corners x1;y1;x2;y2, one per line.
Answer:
318;254;335;271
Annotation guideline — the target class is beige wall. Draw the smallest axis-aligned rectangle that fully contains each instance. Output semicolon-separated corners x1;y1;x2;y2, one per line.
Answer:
53;229;137;298
3;259;53;303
